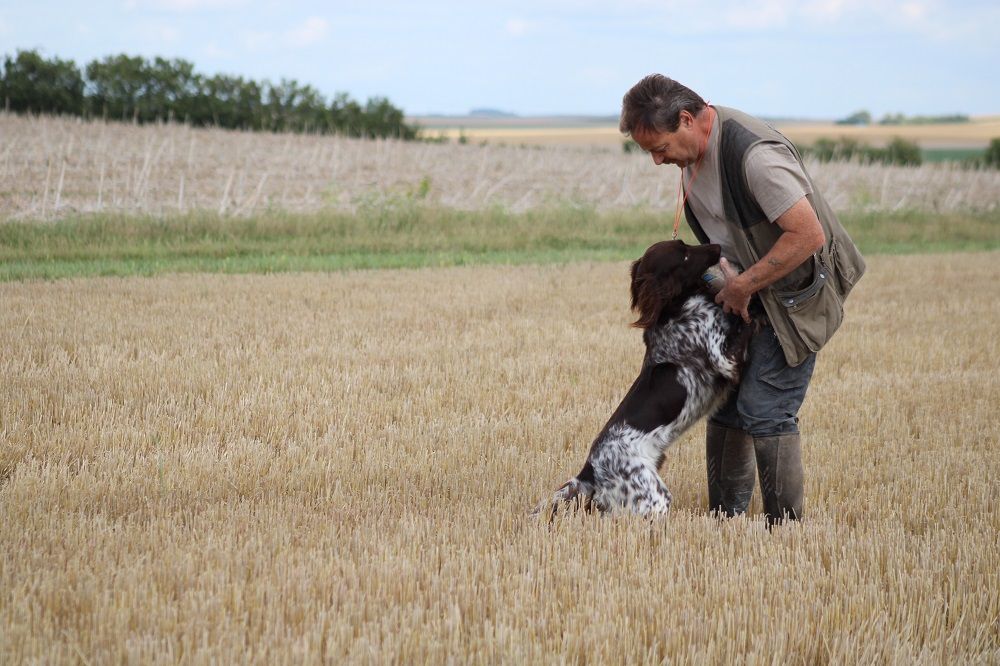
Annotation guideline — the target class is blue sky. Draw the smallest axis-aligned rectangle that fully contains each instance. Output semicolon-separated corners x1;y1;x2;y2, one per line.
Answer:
2;0;998;118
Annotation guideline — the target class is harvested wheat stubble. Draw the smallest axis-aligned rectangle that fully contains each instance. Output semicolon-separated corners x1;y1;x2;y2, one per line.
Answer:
1;253;998;663
3;113;1000;221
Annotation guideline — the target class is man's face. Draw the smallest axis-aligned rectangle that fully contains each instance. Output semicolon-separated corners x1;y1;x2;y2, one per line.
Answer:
630;110;701;168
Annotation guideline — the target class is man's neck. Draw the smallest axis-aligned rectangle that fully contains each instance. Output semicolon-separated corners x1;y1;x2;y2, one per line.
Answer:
695;106;715;162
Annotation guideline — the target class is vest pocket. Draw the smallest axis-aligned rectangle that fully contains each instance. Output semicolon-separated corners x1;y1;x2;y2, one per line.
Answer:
829;238;861;296
774;261;844;353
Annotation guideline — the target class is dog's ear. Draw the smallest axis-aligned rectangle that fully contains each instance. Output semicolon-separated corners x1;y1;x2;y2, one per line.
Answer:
630;259;657;328
631;264;681;329
630;259;643;311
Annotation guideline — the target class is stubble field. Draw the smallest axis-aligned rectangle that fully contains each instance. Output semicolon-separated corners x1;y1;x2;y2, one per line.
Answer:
4;114;1000;221
2;252;998;663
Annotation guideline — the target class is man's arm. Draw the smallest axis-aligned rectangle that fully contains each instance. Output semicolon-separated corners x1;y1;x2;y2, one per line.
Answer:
715;196;825;322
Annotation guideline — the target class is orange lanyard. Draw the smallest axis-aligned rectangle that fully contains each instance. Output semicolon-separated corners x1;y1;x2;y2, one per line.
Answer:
672;105;714;240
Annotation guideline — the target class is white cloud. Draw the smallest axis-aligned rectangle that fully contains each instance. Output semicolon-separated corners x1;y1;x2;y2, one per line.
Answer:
242;29;274;51
202;42;232;59
578;66;618;85
723;0;792;30
156;24;180;42
505;18;539;37
898;1;929;21
876;0;994;43
131;0;245;10
702;0;986;44
136;20;181;43
240;18;331;52
802;0;852;20
283;17;329;47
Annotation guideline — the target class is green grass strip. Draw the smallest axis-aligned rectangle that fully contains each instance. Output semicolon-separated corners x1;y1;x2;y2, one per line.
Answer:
1;207;997;282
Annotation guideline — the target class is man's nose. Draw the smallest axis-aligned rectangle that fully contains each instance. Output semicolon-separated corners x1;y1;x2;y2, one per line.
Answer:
652;153;664;165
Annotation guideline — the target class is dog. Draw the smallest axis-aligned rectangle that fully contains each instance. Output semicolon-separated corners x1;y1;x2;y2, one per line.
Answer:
537;240;754;519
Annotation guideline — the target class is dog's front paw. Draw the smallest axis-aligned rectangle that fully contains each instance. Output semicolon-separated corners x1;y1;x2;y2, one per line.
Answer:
528;498;557;520
530;478;593;521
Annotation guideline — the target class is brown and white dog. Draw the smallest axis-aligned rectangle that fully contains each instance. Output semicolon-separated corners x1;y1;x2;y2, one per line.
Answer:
537;240;754;518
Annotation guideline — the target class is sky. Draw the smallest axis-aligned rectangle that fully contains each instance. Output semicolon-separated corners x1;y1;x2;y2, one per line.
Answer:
2;0;998;119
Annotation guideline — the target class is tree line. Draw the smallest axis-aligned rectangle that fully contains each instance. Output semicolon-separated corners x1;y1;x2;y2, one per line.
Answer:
801;136;1000;169
0;49;418;139
836;109;970;126
801;136;924;166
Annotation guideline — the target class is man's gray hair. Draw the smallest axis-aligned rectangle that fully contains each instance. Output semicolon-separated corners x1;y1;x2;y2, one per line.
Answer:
619;74;707;136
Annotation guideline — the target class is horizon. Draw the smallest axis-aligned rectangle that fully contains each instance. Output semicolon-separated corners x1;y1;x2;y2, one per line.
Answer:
4;1;999;119
405;109;991;123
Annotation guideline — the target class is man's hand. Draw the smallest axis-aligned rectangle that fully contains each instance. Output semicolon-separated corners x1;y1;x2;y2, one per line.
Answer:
715;258;752;323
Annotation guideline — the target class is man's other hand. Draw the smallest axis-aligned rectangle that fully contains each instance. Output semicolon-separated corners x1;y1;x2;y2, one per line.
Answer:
715;258;752;323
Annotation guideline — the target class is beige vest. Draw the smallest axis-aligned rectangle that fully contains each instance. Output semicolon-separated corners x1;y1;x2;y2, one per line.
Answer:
683;106;867;366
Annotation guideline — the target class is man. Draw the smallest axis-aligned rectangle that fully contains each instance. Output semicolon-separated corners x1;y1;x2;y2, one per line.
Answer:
619;74;866;526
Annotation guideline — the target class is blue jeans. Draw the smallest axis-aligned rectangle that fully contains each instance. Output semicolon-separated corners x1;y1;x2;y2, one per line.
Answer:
709;323;816;437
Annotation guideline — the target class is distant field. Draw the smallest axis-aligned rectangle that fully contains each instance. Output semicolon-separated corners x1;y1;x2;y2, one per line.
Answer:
413;115;1000;149
777;117;1000;149
3;114;1000;223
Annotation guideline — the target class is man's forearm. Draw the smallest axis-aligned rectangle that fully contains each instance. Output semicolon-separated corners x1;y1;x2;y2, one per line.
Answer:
733;196;826;297
736;228;822;296
714;197;826;322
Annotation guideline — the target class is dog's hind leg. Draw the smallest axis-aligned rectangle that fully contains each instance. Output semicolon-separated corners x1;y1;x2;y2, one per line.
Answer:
628;466;672;517
594;465;672;517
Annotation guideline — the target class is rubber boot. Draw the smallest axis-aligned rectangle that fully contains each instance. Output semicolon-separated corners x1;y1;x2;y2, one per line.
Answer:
753;433;804;527
706;423;757;517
